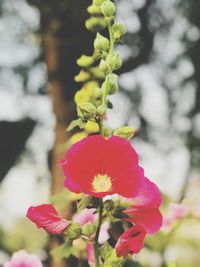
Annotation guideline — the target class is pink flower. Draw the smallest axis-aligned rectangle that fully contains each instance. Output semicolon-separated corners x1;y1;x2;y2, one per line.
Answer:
73;208;97;226
61;135;145;198
87;242;95;266
26;204;70;234
73;208;109;244
115;226;146;256
125;178;163;234
4;250;42;267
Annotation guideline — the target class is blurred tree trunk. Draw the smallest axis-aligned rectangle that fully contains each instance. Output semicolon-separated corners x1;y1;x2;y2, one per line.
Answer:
27;1;93;266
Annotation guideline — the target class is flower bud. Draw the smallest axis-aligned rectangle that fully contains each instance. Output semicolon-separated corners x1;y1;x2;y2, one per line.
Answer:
94;33;109;51
103;127;112;138
93;0;106;6
99;59;109;73
82;223;97;238
101;0;116;17
74;70;90;82
77;55;94;68
65;222;82;240
113;126;136;140
78;103;97;119
107;52;122;70
112;23;126;40
97;104;107;117
105;73;118;95
104;200;115;212
87;5;101;15
85;17;107;32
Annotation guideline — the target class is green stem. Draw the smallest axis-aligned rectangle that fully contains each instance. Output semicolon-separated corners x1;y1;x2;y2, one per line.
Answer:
94;200;103;267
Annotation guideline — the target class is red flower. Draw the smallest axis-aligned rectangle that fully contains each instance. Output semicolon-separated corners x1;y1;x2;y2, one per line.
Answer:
115;225;146;256
61;135;144;198
26;204;70;234
125;178;163;233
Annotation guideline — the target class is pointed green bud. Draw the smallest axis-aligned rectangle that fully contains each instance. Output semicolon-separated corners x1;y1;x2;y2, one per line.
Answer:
85;17;107;32
102;127;112;138
112;23;126;40
107;52;122;70
77;55;94;68
94;33;109;51
101;0;116;17
82;223;97;238
99;59;109;73
104;200;115;212
87;5;101;15
78;103;97;119
113;126;136;140
105;73;118;95
97;104;107;117
74;70;90;82
93;0;106;6
64;222;82;240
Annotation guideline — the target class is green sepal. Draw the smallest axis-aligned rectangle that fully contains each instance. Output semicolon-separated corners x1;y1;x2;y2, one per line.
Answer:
113;126;136;140
82;223;97;238
100;242;113;260
94;33;110;51
64;222;82;240
102;249;125;267
101;0;116;17
77;195;93;212
112;23;126;40
67;118;85;131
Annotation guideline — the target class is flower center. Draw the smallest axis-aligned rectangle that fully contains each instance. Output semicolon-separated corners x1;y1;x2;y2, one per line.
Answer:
92;174;112;193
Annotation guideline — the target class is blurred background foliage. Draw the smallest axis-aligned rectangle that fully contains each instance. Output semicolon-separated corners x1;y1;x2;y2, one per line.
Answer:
0;0;200;266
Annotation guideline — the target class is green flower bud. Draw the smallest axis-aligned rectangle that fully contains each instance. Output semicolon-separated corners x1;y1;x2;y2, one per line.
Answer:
102;127;112;138
95;87;103;98
99;59;109;73
112;23;126;40
85;17;107;32
97;104;107;117
87;5;101;15
90;66;105;79
94;33;109;51
77;55;94;68
78;103;97;119
74;70;90;82
113;126;136;140
93;0;106;6
101;0;116;17
104;199;115;212
105;73;118;95
82;223;97;238
107;52;122;70
65;222;82;240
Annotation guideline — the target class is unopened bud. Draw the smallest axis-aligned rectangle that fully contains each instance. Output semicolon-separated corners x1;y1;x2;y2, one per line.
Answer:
103;127;112;138
87;5;101;15
82;223;97;238
65;222;82;240
101;0;116;17
99;59;109;73
74;70;90;82
78;103;97;120
77;55;94;68
112;23;126;40
94;33;109;51
105;74;118;95
85;17;107;32
95;87;103;98
97;104;107;117
107;52;122;70
93;0;106;6
113;126;136;140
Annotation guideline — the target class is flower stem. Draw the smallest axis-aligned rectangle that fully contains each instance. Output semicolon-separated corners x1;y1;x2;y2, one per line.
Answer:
94;200;103;267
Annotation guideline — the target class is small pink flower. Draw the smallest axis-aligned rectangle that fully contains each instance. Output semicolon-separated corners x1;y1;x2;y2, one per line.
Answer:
4;250;42;267
125;178;163;234
115;226;146;256
26;204;70;234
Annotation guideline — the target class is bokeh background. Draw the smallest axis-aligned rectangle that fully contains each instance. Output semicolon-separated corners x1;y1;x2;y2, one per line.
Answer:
0;0;200;266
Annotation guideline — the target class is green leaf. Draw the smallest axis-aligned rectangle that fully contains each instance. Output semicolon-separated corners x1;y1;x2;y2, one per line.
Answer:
103;250;125;267
50;242;72;262
65;222;82;240
77;196;93;212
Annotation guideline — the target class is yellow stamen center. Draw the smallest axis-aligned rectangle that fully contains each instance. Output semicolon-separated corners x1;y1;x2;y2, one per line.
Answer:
92;174;112;193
